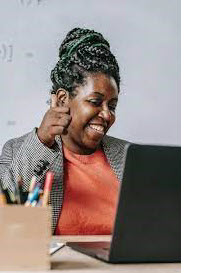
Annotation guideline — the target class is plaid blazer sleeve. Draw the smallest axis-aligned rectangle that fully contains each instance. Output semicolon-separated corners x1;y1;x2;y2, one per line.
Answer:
0;128;61;192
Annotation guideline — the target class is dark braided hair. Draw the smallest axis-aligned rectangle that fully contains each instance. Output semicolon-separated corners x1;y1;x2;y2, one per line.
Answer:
50;28;120;96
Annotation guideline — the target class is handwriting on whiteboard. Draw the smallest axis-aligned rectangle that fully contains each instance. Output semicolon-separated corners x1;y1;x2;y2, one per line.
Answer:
19;0;43;7
0;43;13;62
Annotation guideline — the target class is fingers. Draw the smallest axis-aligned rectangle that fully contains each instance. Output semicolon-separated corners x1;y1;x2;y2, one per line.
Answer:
49;110;71;122
59;116;71;127
50;115;71;127
46;112;71;138
50;126;69;136
51;106;70;114
51;94;58;108
38;94;71;147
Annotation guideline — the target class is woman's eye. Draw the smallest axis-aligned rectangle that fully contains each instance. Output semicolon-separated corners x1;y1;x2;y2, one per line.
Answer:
109;105;117;112
88;99;117;112
88;100;102;106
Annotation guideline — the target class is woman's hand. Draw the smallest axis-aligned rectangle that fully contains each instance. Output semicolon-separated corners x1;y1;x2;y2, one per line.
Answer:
37;94;71;147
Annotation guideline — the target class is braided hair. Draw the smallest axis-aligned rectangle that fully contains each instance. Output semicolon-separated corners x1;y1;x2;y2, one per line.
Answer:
50;28;120;96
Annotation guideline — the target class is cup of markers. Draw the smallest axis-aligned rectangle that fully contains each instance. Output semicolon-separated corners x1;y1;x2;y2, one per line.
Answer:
0;171;54;207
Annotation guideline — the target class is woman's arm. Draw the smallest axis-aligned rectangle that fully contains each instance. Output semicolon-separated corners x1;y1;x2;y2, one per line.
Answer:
0;129;61;192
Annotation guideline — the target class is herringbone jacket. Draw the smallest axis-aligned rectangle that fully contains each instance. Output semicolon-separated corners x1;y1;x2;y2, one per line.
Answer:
0;128;129;234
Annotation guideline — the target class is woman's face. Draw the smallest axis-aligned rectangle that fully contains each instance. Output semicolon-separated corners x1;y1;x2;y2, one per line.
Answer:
59;73;119;154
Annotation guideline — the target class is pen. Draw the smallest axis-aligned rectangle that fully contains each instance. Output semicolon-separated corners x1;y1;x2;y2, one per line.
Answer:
8;191;16;203
17;176;24;203
0;180;12;204
3;188;15;204
31;200;37;207
14;179;21;205
28;184;42;204
42;171;54;206
29;176;37;193
0;181;7;206
37;191;44;206
25;176;37;207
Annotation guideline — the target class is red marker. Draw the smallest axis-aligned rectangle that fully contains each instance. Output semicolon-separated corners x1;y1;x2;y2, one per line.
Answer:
42;171;54;206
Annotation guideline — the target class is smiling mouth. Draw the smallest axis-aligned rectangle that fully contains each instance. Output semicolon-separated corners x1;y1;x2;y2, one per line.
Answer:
87;124;105;135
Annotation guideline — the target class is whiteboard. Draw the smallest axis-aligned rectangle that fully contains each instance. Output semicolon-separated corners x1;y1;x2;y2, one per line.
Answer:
0;0;180;150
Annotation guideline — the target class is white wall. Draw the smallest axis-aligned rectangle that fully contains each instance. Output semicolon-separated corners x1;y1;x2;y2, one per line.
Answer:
0;0;180;150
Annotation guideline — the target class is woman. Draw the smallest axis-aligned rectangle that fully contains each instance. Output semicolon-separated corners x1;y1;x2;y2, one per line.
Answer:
0;28;129;234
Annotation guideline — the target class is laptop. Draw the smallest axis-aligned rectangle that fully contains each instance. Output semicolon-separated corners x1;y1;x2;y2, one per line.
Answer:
67;143;181;263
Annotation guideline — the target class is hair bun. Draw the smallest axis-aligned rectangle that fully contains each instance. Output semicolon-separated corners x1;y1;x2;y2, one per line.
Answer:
51;27;120;94
59;28;110;59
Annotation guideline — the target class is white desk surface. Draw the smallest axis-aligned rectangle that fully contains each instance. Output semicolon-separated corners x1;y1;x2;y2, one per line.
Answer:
49;235;181;273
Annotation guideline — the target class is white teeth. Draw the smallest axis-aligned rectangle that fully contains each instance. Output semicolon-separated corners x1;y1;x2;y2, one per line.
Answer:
89;124;104;133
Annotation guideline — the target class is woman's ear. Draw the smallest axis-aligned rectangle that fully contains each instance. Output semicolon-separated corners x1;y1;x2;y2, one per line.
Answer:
56;88;70;107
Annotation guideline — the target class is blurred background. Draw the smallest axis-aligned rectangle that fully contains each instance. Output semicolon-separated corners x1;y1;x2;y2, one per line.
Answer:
0;0;180;150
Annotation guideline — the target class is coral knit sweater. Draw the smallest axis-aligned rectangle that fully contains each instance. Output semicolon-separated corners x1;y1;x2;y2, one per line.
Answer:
55;145;119;235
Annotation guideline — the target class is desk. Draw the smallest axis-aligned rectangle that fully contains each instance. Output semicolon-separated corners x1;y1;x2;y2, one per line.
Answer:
50;236;181;273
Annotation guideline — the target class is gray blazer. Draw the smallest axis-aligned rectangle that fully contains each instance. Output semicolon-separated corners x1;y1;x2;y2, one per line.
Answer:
0;128;129;234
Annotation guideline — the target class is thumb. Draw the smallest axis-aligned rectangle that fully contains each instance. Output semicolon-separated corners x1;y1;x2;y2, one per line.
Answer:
51;94;58;108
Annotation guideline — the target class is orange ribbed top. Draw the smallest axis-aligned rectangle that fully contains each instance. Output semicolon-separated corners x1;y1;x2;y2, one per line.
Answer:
55;146;119;235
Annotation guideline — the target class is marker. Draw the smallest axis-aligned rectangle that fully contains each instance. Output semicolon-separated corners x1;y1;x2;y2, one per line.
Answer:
8;191;16;203
3;189;12;204
0;182;7;206
14;178;21;205
25;176;38;207
28;186;41;203
29;176;37;192
0;185;12;204
42;171;54;206
17;176;24;204
37;191;44;207
31;200;37;207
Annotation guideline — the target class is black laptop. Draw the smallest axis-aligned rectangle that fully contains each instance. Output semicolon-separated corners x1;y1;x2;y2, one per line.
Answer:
67;143;181;263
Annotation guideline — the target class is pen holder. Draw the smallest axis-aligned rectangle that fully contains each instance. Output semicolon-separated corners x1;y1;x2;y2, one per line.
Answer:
0;206;51;271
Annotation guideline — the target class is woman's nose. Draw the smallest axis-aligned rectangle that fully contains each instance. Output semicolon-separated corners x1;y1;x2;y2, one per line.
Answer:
98;107;111;122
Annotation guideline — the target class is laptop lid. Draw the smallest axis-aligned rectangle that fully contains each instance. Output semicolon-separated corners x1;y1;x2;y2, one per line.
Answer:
109;143;181;263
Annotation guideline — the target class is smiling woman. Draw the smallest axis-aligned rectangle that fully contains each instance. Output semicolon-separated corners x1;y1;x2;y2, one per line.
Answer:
48;73;119;155
0;28;129;235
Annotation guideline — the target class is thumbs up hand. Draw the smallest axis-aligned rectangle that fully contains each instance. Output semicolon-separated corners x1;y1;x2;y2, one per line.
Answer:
37;94;71;147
